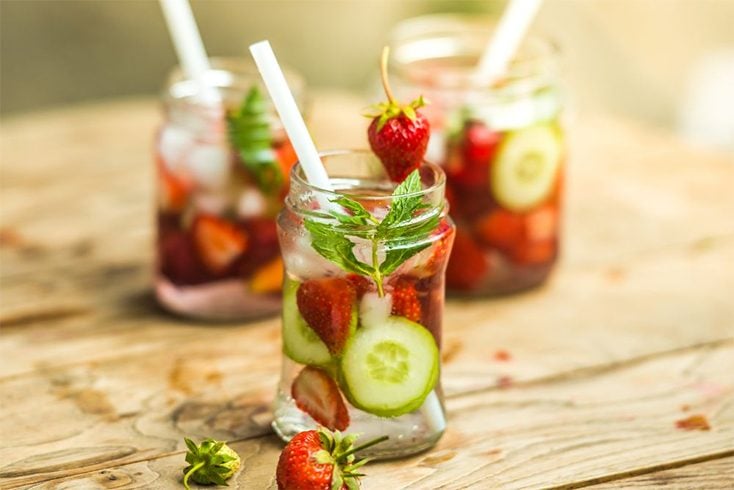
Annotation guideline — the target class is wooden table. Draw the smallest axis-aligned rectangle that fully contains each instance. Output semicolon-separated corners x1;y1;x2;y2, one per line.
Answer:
1;95;733;489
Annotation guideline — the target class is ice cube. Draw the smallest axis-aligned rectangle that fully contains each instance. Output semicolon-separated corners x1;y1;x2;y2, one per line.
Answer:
237;186;268;218
185;144;231;190
159;127;193;172
360;292;392;328
193;191;229;215
284;234;342;279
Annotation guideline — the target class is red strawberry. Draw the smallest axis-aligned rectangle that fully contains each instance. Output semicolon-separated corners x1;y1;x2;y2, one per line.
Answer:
192;214;249;274
291;366;349;431
448;121;500;188
509;239;557;266
390;276;421;322
474;209;524;253
524;205;558;242
296;278;356;354
238;217;279;277
445;229;489;290
346;274;373;299
276;428;387;490
158;229;208;286
367;47;430;183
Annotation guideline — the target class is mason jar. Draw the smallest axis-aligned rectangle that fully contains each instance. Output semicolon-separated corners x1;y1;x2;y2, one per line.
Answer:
155;58;304;320
390;15;565;296
272;150;454;458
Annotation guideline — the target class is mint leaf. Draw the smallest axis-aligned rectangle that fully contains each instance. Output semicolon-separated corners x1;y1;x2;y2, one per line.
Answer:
303;169;442;296
378;171;428;232
304;219;375;276
380;242;431;276
227;86;283;193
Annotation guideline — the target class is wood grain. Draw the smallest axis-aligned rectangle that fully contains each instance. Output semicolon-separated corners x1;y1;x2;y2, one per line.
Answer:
588;457;734;489
1;96;733;488
15;342;734;489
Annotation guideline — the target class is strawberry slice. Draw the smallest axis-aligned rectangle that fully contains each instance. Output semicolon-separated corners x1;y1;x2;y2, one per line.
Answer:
157;158;190;213
474;209;524;253
446;229;489;290
291;366;350;431
509;239;557;266
296;278;356;355
192;214;249;274
346;274;373;299
390;276;421;322
158;229;208;286
447;121;501;188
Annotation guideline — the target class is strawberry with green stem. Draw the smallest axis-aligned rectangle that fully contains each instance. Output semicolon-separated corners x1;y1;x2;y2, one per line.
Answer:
367;47;430;183
276;428;387;490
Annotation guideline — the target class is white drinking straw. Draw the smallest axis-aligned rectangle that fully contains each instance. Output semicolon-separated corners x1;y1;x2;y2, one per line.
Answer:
474;0;543;86
249;40;334;192
159;0;220;103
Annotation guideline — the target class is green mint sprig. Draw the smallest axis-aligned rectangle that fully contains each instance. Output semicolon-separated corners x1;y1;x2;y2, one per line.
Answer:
304;169;441;296
226;86;283;193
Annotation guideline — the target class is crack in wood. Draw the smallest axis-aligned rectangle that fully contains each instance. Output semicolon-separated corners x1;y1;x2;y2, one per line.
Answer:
0;307;90;328
544;449;734;490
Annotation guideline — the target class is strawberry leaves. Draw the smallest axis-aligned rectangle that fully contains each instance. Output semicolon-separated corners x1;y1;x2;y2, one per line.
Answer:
304;169;441;296
182;437;241;489
226;86;283;193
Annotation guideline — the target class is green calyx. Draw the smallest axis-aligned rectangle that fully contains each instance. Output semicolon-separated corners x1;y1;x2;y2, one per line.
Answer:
182;437;241;489
365;95;428;132
316;428;389;490
226;86;283;194
304;169;442;297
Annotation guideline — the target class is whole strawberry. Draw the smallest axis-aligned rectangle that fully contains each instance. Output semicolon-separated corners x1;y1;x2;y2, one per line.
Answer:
367;47;430;183
276;429;388;490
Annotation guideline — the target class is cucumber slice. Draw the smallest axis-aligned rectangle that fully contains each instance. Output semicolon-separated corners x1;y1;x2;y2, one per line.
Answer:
491;124;562;211
282;278;332;367
339;316;439;417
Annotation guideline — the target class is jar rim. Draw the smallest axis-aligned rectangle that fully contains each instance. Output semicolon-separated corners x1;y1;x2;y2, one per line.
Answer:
290;149;446;202
389;13;560;94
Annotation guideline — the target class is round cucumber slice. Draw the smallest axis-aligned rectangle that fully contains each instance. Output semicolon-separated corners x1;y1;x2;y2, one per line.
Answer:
339;316;439;417
491;124;562;211
282;278;332;367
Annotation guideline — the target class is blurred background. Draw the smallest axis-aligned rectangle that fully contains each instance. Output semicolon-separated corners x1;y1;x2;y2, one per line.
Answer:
1;0;733;151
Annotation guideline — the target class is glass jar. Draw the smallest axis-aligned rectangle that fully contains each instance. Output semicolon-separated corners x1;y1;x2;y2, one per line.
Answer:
390;15;565;296
154;58;304;320
272;151;454;459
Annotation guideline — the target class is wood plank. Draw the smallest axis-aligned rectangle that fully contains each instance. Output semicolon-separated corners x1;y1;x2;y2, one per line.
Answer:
13;342;734;489
0;242;731;485
587;456;734;489
2;97;734;488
